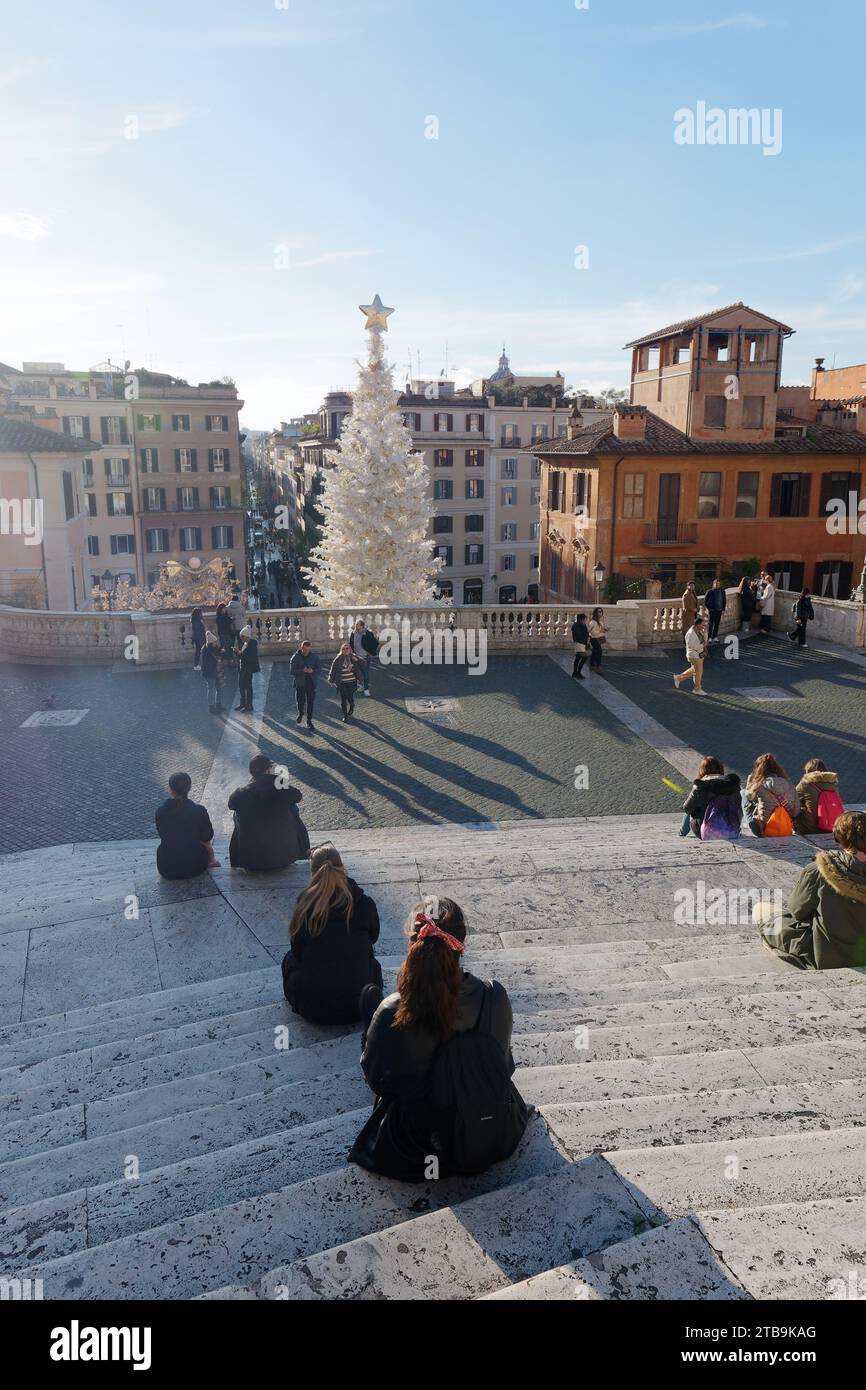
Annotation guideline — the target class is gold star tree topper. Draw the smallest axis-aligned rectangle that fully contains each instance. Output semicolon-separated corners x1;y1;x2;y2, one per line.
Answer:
359;294;395;331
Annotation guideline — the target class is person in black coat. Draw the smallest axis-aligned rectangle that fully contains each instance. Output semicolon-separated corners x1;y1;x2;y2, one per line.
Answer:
227;753;310;871
155;772;217;878
704;579;727;644
236;625;260;713
571;612;590;680
678;756;742;838
281;844;383;1024
788;588;815;648
349;895;528;1181
190;608;206;669
738;576;756;631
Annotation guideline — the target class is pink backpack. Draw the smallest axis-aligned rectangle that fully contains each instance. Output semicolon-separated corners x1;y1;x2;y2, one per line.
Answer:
816;788;844;833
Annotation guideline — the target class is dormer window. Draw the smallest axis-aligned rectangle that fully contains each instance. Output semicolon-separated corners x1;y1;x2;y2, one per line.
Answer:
708;331;730;362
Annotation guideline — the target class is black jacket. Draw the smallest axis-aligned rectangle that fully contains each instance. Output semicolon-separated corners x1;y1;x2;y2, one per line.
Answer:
360;971;515;1102
227;773;310;871
238;638;260;675
571;619;590;648
739;585;756;619
704;587;727;614
200;645;221;680
281;879;382;1024
683;771;742;836
792;596;815;623
155;797;214;880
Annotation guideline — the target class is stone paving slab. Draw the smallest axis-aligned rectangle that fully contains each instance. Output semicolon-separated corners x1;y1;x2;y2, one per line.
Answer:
22;912;162;1020
696;1196;866;1300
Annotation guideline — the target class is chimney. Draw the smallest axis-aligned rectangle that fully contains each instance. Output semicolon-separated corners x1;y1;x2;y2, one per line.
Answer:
567;402;583;440
814;357;825;372
612;403;647;441
487;395;495;408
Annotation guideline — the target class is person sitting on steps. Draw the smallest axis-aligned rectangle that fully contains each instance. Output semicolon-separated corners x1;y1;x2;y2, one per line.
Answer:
155;772;219;879
349;895;530;1182
794;758;844;835
741;753;800;837
755;811;866;969
227;753;310;872
678;756;742;838
281;844;383;1024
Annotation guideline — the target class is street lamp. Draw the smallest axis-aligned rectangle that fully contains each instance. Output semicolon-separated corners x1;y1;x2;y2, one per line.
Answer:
593;560;606;606
101;569;118;612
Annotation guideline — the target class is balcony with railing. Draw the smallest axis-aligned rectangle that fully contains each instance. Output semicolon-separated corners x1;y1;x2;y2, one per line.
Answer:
642;523;699;546
499;434;521;448
106;473;131;489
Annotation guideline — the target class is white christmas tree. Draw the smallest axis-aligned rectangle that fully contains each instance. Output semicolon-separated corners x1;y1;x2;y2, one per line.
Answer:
305;296;443;607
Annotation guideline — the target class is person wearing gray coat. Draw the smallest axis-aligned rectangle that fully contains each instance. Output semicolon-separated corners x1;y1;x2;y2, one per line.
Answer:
289;640;321;730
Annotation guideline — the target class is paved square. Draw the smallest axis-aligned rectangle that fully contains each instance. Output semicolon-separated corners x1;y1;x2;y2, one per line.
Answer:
20;709;89;727
731;687;797;701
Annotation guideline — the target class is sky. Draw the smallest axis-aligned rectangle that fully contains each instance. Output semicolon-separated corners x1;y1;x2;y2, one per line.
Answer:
2;0;865;429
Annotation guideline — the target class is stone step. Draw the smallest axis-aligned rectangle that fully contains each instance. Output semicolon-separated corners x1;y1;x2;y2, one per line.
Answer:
261;1156;647;1301
484;1195;866;1301
16;1116;567;1300
605;1125;866;1221
512;983;860;1033
510;966;864;1014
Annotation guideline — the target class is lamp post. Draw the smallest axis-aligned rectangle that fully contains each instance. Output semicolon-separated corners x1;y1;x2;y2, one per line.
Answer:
593;560;606;607
101;569;118;612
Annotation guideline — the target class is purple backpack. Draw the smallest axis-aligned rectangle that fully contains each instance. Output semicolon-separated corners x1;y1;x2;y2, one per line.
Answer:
701;793;742;841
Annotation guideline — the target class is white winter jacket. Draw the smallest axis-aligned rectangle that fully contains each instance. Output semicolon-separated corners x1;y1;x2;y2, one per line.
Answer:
760;582;776;617
685;626;706;659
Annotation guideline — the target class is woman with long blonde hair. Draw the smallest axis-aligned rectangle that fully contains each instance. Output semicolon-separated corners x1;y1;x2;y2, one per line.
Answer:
281;844;382;1024
742;753;800;837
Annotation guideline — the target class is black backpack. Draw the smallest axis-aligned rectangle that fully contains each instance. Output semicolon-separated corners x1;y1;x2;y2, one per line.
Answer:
427;984;529;1176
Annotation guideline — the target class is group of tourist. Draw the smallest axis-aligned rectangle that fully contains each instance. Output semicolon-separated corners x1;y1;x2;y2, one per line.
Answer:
289;620;378;730
677;752;865;970
155;762;530;1182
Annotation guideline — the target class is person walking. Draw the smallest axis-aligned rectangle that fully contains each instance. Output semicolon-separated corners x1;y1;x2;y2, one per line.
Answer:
704;578;726;644
281;845;383;1024
571;612;590;680
200;631;226;714
587;607;607;672
788;587;815;648
290;638;321;731
755;812;866;969
328;641;364;723
351;618;377;696
737;576;756;632
228;753;310;871
190;607;206;669
155;772;218;879
674;616;708;696
349;895;529;1182
236;624;260;713
682;580;699;630
758;572;776;635
741;754;800;837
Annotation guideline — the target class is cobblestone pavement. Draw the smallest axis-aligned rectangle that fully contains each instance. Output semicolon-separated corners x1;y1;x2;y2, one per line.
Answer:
599;635;866;802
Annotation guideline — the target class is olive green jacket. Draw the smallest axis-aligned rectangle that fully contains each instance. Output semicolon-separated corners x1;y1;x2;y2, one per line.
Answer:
761;849;866;970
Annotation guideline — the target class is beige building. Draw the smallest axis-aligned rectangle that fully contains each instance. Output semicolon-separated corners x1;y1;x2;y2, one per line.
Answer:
0;362;246;597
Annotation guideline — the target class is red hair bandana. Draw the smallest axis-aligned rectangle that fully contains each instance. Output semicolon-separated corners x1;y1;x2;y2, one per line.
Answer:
413;913;465;954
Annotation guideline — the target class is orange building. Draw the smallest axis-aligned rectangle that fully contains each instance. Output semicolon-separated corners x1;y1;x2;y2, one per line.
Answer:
535;304;866;602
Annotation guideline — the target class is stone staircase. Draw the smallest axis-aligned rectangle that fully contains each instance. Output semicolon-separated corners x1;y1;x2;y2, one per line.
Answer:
2;815;865;1300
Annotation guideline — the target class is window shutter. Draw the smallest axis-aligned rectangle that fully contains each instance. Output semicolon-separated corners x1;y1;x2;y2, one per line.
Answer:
125;492;132;514
136;414;143;431
101;418;109;443
205;416;211;432
160;488;166;510
798;473;811;517
176;488;183;509
62;416;70;433
222;416;229;432
434;415;439;433
208;449;214;472
586;473;592;514
190;448;197;472
223;450;230;472
110;535;118;555
120;419;128;444
225;488;231;507
83;417;91;440
88;494;97;517
174;449;181;472
769;474;782;517
226;526;233;548
154;415;161;431
447;414;453;431
128;534;136;554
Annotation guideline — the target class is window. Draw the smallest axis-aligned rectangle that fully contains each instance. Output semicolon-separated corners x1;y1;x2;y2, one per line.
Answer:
463;579;483;604
697;471;721;519
179;526;202;551
433;412;453;433
465;514;484;532
433;479;453;500
178;487;199;511
549;551;560;591
62;471;75;521
501;486;517;506
64;415;88;439
104;458;129;486
146;529;170;553
770;472;811;518
704;396;727;428
87;536;99;557
140;447;159;473
820;471;860;517
82;457;94;486
436;580;453;599
146;570;162;588
136;413;161;432
465;448;484;468
402;411;421;431
466;412;484;433
108;492;133;517
210;486;230;509
172;414;191;431
744;333;767;363
530;424;548;444
531;484;540;507
434;545;453;566
530;520;540;540
207;415;229;432
501;458;517;480
501;523;517;542
814;559;854;599
742;395;765;429
434;449;453;467
548;470;564;511
623;472;644;518
432;515;453;534
501;423;519;446
574;472;592;515
465;543;484;565
211;525;234;549
143;487;164;512
735;472;759;518
673;339;691;364
531;552;539;570
530;459;541;480
466;478;484;500
101;415;129;444
501;554;516;573
87;493;97;517
175;448;198;472
208;448;229;472
110;534;135;555
708;331;730;362
639;345;660;371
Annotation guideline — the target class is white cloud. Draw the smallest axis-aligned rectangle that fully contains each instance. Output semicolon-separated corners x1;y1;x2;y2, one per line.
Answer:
650;14;781;37
728;235;865;266
0;213;50;241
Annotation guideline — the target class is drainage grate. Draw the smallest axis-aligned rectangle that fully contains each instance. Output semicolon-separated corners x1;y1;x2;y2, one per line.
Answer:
20;709;90;727
405;698;459;724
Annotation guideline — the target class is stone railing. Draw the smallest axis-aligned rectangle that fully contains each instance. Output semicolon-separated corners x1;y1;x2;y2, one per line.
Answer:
6;588;863;664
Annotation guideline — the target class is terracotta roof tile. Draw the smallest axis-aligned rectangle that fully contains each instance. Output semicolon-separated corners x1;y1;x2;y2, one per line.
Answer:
625;302;793;349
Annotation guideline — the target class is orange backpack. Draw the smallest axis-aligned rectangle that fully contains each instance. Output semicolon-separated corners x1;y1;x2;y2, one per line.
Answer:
764;798;794;837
